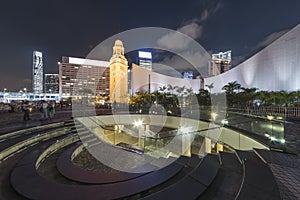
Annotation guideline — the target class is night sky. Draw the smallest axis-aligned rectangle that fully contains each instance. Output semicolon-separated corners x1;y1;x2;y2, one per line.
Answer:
1;0;300;91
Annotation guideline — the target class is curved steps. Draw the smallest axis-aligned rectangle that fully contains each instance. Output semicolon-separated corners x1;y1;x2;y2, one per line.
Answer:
10;149;183;200
0;119;286;200
56;144;147;184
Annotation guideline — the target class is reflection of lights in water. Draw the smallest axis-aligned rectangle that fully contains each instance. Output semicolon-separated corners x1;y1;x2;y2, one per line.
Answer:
260;123;284;132
270;136;285;144
265;133;285;144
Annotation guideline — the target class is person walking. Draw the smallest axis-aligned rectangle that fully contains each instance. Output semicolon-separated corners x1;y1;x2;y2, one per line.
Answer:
48;101;56;120
41;100;49;120
22;100;30;121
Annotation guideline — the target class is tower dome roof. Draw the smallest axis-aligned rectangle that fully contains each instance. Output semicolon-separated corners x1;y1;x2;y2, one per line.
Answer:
114;40;123;46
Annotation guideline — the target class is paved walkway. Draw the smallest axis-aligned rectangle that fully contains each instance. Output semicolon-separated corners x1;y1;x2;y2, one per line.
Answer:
0;109;73;135
273;119;300;199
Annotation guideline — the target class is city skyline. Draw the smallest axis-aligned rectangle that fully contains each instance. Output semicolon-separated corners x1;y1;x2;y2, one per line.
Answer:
1;0;300;91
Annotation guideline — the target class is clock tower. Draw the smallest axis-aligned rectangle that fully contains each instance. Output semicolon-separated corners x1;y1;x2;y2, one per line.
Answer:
109;40;129;103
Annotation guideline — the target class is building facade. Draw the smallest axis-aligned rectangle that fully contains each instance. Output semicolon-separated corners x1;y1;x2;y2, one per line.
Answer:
32;51;43;93
131;64;201;95
109;40;129;103
138;51;152;70
208;51;231;77
44;74;59;93
204;24;300;93
182;71;193;79
59;56;110;98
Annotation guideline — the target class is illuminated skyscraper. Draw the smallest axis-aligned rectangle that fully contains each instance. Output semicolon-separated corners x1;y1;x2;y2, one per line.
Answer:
182;71;193;79
44;74;59;93
32;51;43;93
208;51;231;76
59;56;110;98
138;51;152;70
109;40;129;103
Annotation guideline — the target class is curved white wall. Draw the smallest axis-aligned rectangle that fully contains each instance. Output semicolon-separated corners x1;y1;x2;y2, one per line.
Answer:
205;24;300;93
131;64;201;95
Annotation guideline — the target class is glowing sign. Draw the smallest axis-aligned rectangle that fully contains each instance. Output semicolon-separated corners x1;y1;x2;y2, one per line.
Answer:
138;51;152;59
212;51;231;60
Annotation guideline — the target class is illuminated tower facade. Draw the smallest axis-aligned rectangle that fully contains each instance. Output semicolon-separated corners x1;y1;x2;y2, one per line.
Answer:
33;51;43;93
109;40;128;103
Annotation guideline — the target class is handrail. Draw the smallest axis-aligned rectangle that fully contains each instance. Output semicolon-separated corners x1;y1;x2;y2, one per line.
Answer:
0;122;64;141
0;128;66;161
234;160;246;200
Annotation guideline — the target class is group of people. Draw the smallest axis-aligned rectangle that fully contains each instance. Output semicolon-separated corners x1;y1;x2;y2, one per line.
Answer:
40;100;56;120
21;100;56;121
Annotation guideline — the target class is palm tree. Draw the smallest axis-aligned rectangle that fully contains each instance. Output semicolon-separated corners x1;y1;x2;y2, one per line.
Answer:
175;86;186;107
290;90;300;106
197;89;210;105
185;87;194;105
159;86;167;94
278;90;293;107
205;83;214;93
158;86;167;103
256;90;270;106
222;81;241;94
221;81;241;107
240;87;257;106
167;84;176;95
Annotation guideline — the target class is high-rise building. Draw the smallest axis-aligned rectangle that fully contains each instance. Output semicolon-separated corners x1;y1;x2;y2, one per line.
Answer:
208;51;231;76
59;56;110;98
32;51;43;93
182;71;193;79
109;40;129;103
138;51;152;70
44;74;59;93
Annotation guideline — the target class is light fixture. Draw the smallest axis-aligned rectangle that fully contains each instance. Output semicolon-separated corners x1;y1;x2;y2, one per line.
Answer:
280;138;285;144
133;120;143;127
211;112;218;121
267;115;274;120
264;133;270;138
179;127;191;134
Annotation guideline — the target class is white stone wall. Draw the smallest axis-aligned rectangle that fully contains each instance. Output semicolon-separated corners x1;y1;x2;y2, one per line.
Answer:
131;64;201;95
